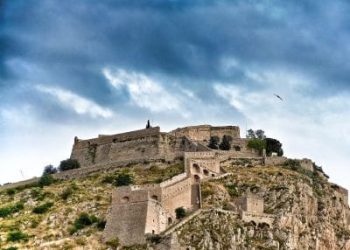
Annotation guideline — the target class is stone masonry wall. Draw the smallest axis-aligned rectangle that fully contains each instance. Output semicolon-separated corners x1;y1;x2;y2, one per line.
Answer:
103;188;150;245
170;125;240;143
71;127;162;168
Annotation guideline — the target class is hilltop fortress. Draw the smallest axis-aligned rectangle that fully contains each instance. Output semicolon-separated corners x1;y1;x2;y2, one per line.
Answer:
70;125;255;168
67;123;349;246
1;123;349;248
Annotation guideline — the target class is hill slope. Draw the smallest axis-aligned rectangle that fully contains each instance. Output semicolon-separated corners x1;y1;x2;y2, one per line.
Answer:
0;160;349;250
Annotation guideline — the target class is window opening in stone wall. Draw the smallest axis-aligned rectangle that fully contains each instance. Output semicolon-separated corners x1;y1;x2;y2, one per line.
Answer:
194;175;200;182
121;196;129;203
152;230;155;234
151;195;158;201
234;146;241;151
203;169;209;176
168;217;172;225
193;163;200;173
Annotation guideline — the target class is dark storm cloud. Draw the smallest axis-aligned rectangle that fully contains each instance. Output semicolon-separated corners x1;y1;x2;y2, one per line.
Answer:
2;0;350;116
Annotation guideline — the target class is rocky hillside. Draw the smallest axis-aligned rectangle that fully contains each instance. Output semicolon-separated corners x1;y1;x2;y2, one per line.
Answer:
0;159;349;250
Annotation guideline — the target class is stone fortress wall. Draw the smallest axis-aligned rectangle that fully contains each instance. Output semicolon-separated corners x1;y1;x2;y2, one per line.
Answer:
70;125;242;168
103;154;208;245
169;125;240;142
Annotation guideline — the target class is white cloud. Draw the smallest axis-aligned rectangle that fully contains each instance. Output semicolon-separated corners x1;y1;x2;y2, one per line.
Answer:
214;69;350;195
35;85;113;118
103;68;183;113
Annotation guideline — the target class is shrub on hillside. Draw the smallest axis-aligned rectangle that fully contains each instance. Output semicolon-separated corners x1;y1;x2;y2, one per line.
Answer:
6;188;16;196
7;230;28;242
225;183;239;197
32;202;53;214
58;159;80;172
69;212;100;235
42;164;57;175
114;173;134;187
0;202;24;218
60;187;73;200
175;207;186;219
38;174;55;187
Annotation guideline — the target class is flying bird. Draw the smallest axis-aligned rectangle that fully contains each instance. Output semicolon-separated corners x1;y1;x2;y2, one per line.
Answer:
273;93;283;101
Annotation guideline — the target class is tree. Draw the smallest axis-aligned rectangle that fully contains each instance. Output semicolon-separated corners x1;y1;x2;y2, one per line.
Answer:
42;165;57;175
247;129;266;139
175;207;186;219
255;129;266;139
265;138;283;156
114;173;134;187
219;135;231;150
58;159;80;172
247;129;256;139
247;139;266;155
208;136;219;149
146;120;151;129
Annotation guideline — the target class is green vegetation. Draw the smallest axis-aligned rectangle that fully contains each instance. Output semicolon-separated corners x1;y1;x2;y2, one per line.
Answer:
69;212;104;235
42;164;57;175
175;207;186;219
265;138;283;156
2;247;18;250
5;189;16;196
60;187;73;200
219;135;232;150
201;183;215;199
38;174;55;187
225;183;239;197
208;136;219;149
147;234;162;244
247;129;265;139
32;202;54;214
106;237;120;248
247;139;266;154
58;159;80;172
0;202;24;218
246;129;283;156
7;230;28;242
115;173;134;187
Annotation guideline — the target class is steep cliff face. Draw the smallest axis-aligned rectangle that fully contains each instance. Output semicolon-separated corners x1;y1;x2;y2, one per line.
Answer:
157;163;350;250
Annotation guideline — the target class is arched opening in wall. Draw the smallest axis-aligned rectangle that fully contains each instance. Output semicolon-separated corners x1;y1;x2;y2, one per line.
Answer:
151;195;158;201
203;169;209;176
211;174;215;177
258;222;270;229
250;221;257;227
192;164;200;173
234;146;241;151
194;175;200;182
152;230;155;234
168;217;173;225
121;196;129;203
113;138;117;143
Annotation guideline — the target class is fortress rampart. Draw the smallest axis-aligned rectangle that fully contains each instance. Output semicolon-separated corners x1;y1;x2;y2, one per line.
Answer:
169;125;240;142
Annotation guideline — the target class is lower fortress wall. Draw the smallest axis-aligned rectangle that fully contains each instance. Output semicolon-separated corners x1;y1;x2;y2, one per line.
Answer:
162;178;195;218
104;189;149;245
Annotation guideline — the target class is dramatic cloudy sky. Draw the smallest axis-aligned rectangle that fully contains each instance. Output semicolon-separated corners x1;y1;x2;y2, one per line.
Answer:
1;1;349;192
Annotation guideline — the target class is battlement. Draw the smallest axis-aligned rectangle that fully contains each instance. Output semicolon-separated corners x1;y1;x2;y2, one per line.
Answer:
73;127;161;148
